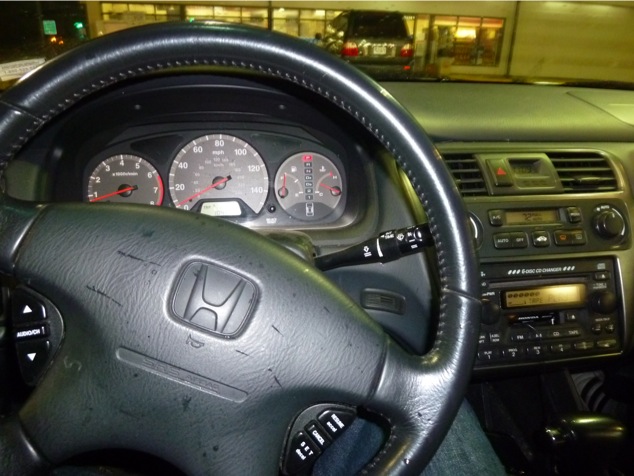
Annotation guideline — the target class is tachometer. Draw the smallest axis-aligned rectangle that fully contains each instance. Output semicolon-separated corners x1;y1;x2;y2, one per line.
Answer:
86;154;164;205
168;134;269;214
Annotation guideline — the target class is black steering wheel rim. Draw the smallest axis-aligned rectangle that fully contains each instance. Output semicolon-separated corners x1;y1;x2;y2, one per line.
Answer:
0;22;481;475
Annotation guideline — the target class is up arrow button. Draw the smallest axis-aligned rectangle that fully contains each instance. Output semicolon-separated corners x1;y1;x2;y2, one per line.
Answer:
12;290;47;323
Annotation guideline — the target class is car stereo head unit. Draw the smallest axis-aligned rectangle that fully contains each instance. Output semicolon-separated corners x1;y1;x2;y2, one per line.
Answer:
476;258;621;371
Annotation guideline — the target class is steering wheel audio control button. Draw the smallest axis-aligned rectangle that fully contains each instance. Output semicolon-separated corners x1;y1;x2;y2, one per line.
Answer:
14;325;49;341
15;339;51;385
10;287;65;386
11;291;46;324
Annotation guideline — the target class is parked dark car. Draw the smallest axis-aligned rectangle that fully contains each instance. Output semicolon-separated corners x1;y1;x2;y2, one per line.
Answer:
323;10;414;79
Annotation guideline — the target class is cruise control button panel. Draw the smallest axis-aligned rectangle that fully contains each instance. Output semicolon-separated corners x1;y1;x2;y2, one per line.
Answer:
281;404;356;475
10;287;64;386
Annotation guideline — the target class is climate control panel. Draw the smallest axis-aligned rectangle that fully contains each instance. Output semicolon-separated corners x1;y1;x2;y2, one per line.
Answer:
467;199;629;258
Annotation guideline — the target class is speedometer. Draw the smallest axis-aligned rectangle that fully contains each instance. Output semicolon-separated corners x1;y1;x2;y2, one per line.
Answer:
168;134;269;214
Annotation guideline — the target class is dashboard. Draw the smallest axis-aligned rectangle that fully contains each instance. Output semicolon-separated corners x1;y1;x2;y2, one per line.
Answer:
5;72;634;376
84;128;348;226
13;74;375;232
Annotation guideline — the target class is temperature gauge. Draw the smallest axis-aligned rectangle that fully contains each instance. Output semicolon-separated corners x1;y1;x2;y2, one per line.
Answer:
274;152;344;221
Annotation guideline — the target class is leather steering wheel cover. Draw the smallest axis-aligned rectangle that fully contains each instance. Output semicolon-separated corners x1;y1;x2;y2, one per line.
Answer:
0;22;481;474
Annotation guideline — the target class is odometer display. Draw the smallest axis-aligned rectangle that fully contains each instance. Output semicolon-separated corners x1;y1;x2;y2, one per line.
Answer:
168;134;269;214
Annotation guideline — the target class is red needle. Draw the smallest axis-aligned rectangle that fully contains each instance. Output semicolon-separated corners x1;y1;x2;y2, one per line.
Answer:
90;185;137;202
283;173;287;188
177;175;231;207
319;183;341;193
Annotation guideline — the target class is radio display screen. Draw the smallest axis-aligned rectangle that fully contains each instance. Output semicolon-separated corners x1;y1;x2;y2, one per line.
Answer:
503;284;586;309
505;209;559;224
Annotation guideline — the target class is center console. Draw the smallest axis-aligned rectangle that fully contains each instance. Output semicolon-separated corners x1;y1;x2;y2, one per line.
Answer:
451;150;632;373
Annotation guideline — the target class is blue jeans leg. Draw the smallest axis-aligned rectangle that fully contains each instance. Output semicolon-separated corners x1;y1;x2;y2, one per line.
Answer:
313;400;506;476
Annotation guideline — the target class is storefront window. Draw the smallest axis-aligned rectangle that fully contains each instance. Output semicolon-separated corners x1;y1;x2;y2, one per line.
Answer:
184;5;214;20
101;3;179;22
97;4;504;71
426;15;504;67
272;8;299;36
242;7;268;28
413;15;431;75
298;9;326;40
213;6;241;23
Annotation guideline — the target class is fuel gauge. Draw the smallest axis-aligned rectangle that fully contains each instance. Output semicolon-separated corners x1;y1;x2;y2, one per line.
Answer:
274;152;344;221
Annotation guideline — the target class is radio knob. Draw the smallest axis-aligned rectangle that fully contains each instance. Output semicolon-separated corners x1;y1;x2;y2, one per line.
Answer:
593;208;625;239
481;298;501;325
590;290;617;314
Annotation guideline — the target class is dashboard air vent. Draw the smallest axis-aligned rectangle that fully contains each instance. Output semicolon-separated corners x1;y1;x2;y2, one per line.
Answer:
547;152;617;193
442;153;487;197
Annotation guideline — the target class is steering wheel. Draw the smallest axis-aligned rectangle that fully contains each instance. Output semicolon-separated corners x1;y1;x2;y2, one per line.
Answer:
0;22;480;475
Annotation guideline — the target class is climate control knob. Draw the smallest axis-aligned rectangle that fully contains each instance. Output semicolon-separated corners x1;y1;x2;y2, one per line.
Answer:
593;208;625;239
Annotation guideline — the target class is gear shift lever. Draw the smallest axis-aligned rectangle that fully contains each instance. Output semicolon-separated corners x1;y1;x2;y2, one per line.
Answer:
539;413;626;475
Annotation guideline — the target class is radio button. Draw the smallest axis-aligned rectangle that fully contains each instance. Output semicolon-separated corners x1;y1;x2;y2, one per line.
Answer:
477;349;501;361
511;331;528;342
479;333;489;345
591;324;602;334
527;345;544;357
594;271;611;281
493;233;513;249
550;343;572;353
596;339;617;349
547;328;582;339
564;311;580;323
574;341;595;351
489;332;502;344
529;330;546;340
532;231;551;247
605;323;616;334
502;347;523;359
488;210;504;226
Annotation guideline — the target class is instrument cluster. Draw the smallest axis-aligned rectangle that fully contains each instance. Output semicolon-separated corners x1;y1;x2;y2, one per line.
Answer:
83;128;348;228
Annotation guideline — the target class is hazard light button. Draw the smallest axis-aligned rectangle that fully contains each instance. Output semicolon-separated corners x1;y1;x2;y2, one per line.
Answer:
487;159;513;187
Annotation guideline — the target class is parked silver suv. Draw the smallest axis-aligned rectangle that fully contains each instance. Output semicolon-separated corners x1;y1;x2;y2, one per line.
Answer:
323;10;413;79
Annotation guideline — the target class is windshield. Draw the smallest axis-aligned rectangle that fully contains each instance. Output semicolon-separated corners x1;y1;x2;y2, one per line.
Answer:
1;1;633;88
